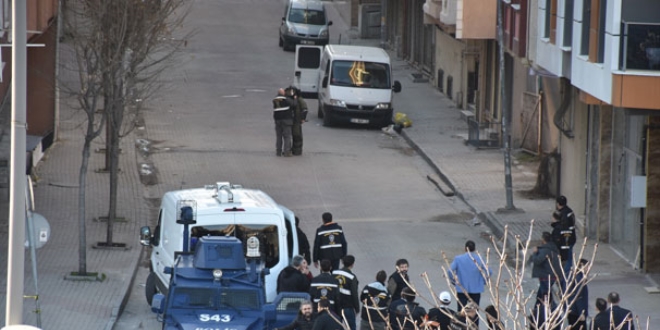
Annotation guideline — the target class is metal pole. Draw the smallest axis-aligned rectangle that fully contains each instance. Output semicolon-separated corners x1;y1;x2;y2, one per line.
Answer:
497;0;515;210
6;0;28;325
380;0;387;49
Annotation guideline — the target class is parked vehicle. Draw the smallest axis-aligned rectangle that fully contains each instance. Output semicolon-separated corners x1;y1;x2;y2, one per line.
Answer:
149;233;309;330
279;0;332;51
139;182;299;305
295;44;402;127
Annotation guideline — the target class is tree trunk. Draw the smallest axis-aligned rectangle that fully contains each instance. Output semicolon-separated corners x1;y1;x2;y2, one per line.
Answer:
78;127;95;275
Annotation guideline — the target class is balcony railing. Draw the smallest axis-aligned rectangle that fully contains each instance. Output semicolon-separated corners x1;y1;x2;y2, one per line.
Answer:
620;21;660;71
440;0;457;26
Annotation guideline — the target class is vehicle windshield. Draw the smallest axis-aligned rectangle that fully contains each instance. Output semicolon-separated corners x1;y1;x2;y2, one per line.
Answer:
288;8;326;25
170;287;260;310
190;224;280;268
330;61;391;89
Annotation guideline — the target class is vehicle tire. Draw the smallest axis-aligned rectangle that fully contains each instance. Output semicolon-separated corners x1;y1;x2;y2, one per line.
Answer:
317;102;324;118
279;34;283;47
283;38;291;51
145;272;158;305
322;112;332;127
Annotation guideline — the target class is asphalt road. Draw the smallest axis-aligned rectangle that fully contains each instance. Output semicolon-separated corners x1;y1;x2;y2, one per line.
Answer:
113;0;483;328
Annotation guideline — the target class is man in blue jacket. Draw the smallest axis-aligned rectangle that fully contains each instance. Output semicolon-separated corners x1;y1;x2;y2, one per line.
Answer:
447;240;492;311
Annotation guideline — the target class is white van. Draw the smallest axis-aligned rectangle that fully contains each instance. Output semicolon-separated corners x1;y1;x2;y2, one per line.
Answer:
139;182;298;304
295;45;402;127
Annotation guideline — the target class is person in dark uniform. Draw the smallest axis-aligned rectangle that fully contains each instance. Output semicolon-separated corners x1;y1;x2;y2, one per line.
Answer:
360;270;391;330
387;259;410;302
277;255;310;294
427;291;455;330
607;291;635;330
312;299;344;330
551;195;576;269
388;287;426;330
310;259;341;314
592;297;609;330
333;255;359;330
275;301;317;330
296;216;312;265
287;86;308;156
313;212;347;272
273;88;294;157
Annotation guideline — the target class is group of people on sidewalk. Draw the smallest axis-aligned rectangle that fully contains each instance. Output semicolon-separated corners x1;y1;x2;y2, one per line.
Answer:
528;196;636;330
272;86;308;157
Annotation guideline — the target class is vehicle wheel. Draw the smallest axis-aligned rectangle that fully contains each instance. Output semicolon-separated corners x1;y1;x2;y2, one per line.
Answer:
145;272;158;305
322;112;332;127
317;102;324;118
279;34;283;47
283;39;291;51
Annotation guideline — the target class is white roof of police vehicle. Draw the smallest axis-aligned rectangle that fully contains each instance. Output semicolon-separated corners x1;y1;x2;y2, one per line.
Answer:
163;185;281;215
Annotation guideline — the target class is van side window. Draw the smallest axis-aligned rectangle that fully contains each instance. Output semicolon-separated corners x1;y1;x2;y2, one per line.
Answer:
284;218;294;260
153;210;163;246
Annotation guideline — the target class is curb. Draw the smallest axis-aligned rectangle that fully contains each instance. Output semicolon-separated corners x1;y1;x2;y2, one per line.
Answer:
104;245;144;330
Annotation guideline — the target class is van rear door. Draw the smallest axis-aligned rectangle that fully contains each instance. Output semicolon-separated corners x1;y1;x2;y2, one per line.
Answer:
294;45;323;98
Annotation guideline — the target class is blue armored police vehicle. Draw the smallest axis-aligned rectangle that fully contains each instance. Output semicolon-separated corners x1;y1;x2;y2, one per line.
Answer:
149;209;309;330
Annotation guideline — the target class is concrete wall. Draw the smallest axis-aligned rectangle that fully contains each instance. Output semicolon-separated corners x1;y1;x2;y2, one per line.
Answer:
596;105;613;242
511;58;531;148
434;31;466;102
645;116;660;272
558;89;589;224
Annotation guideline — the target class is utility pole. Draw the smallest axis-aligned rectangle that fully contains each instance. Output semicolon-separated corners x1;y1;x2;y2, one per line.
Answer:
6;0;28;326
380;0;387;49
497;0;517;211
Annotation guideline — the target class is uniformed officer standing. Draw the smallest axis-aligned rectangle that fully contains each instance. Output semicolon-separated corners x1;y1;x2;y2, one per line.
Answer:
313;212;347;272
273;88;294;157
333;255;359;330
310;259;341;314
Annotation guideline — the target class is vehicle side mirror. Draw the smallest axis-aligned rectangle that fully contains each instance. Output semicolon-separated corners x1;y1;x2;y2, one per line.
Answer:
295;71;301;77
322;76;328;88
328;21;333;26
392;80;402;93
140;226;152;246
151;293;165;314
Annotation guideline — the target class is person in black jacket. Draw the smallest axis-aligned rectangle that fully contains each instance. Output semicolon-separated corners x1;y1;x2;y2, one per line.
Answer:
606;292;635;330
551;196;576;266
278;255;311;293
592;297;609;330
360;270;391;330
276;301;317;330
333;255;359;330
387;259;410;302
310;259;341;314
389;287;426;330
530;232;562;302
313;299;344;330
313;212;347;272
427;291;455;330
273;88;294;157
296;216;312;264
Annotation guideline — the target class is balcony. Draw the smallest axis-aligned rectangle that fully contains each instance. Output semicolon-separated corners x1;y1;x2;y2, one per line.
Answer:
423;0;442;25
606;22;660;109
620;21;660;71
456;0;497;39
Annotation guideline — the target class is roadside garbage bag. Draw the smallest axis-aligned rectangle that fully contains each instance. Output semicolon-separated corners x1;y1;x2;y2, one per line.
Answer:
394;112;412;128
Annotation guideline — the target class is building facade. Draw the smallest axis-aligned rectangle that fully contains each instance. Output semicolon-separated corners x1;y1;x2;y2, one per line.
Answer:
374;0;660;272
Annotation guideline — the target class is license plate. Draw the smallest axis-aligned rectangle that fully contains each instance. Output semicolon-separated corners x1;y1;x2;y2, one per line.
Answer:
300;40;315;45
350;118;369;124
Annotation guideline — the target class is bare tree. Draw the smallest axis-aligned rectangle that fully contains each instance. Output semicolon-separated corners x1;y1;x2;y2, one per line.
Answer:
61;0;190;274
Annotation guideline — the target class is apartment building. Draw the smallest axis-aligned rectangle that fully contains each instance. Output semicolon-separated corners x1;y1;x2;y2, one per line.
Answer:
380;0;660;272
0;1;59;173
